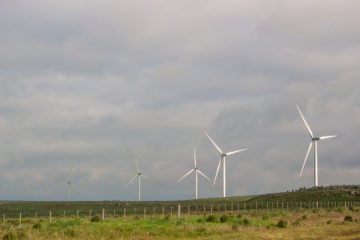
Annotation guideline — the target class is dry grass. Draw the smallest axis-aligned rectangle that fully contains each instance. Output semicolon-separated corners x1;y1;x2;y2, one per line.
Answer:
0;208;359;239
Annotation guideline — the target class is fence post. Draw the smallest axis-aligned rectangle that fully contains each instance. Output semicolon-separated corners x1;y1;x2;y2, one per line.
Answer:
77;210;79;218
211;205;213;215
162;206;165;217
19;212;22;228
188;205;190;216
2;213;5;225
177;205;181;219
102;209;105;220
64;211;66;219
153;207;156;218
143;207;146;219
49;211;52;223
113;209;116;218
35;212;37;219
170;207;173;216
89;209;92;219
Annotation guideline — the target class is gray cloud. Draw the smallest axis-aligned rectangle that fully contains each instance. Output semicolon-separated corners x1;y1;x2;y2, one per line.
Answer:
0;0;359;200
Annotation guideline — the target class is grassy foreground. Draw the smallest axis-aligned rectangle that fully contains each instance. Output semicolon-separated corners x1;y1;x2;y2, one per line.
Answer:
1;208;359;240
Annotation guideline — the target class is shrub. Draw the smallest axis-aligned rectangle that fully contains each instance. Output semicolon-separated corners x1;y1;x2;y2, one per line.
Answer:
196;218;204;223
33;222;42;230
163;215;171;221
344;215;353;222
2;232;16;240
220;215;229;223
242;218;250;226
326;220;332;225
302;215;307;220
276;219;288;228
206;215;217;223
91;215;101;222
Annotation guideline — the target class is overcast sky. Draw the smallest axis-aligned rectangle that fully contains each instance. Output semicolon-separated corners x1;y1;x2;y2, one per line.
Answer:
0;0;359;201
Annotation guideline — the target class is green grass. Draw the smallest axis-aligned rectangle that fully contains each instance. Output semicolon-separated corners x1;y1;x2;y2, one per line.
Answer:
0;185;359;239
1;208;359;239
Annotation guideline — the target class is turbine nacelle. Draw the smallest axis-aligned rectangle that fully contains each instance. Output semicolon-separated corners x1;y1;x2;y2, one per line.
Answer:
312;137;320;141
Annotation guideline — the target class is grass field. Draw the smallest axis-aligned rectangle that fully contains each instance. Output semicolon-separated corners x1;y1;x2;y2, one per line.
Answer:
1;185;359;239
1;208;359;239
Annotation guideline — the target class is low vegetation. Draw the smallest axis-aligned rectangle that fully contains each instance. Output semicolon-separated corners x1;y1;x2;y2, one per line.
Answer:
0;185;359;239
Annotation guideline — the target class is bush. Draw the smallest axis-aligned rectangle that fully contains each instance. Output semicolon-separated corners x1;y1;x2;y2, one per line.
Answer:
206;215;217;223
163;215;171;221
326;220;332;225
2;232;16;240
91;215;101;222
344;215;353;222
302;215;307;220
220;215;229;223
276;219;288;228
242;218;250;226
33;222;42;230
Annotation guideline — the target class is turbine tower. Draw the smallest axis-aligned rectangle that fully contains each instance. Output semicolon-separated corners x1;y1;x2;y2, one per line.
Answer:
204;131;247;198
177;147;211;199
127;159;149;201
296;105;337;187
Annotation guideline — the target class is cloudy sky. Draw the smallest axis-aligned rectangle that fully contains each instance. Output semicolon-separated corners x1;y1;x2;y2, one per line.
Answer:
0;0;359;201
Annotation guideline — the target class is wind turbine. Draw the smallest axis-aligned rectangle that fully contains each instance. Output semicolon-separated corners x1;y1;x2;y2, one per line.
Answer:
127;159;149;201
66;165;74;201
204;131;247;198
296;105;337;187
177;147;211;199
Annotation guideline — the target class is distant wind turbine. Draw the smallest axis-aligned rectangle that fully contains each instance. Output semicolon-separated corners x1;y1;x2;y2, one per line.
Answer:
296;105;337;187
204;131;247;198
66;165;74;201
177;147;211;199
127;159;150;201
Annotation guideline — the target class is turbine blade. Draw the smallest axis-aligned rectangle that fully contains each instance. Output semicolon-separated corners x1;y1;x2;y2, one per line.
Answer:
141;174;150;180
319;135;337;140
177;169;194;182
197;169;211;182
226;148;247;156
193;147;197;167
135;159;140;173
127;175;137;186
300;142;313;177
213;159;221;185
204;131;223;154
296;105;314;138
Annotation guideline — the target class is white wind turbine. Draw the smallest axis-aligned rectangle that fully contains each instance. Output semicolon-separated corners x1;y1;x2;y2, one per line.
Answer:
127;159;150;201
296;105;337;187
66;165;74;201
204;131;247;198
177;147;211;199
